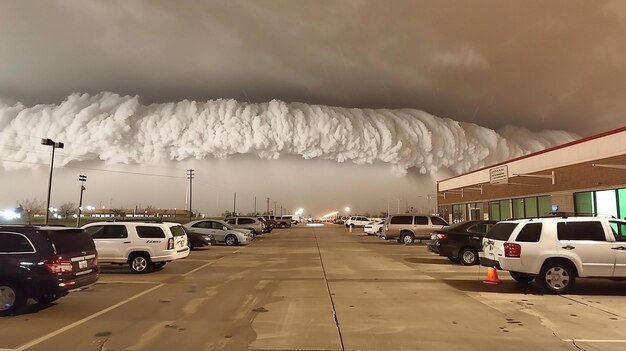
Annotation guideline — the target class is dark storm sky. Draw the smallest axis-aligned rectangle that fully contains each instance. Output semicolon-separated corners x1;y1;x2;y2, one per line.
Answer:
2;0;625;135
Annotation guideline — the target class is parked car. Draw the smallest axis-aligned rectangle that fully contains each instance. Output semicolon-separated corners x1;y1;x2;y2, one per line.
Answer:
364;219;385;235
257;217;273;233
480;216;626;294
0;225;100;316
332;218;345;225
427;220;497;265
381;215;449;244
225;217;264;236
184;219;253;246
82;221;189;274
274;216;292;228
345;216;371;228
183;227;216;249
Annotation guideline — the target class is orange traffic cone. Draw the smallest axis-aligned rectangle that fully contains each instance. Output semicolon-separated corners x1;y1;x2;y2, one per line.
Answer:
483;266;501;285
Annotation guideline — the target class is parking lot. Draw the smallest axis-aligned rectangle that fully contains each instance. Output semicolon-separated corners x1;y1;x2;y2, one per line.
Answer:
2;224;626;351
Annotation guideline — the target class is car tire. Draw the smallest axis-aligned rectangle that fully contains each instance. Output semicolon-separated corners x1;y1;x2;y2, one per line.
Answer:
225;234;238;246
459;248;478;266
510;271;534;285
536;260;576;294
34;293;61;305
129;253;152;274
0;280;24;316
400;232;414;245
188;241;195;250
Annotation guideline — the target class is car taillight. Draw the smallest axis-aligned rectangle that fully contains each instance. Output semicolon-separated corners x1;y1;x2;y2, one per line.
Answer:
167;238;174;250
43;257;73;274
504;242;522;258
435;231;446;240
92;254;98;267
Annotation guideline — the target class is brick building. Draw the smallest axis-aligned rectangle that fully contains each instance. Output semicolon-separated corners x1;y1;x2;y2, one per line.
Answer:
436;126;626;224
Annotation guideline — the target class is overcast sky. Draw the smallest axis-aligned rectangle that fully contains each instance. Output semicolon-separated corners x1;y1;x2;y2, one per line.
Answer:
1;0;624;216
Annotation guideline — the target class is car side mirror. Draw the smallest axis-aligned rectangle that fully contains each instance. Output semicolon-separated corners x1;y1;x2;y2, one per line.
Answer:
223;226;228;231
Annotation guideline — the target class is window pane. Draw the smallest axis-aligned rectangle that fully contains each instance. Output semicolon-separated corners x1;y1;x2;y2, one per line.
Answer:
414;216;428;225
0;233;34;253
136;226;166;238
596;190;618;218
524;197;538;218
557;222;606;241
537;196;551;217
609;221;626;241
170;226;185;237
574;192;594;215
391;216;412;224
490;202;500;221
500;200;511;220
618;188;626;220
431;217;448;226
512;199;525;219
485;223;518;241
516;223;542;242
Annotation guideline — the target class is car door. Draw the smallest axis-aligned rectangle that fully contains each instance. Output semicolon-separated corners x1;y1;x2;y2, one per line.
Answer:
609;220;626;277
556;221;616;277
465;223;486;251
190;221;221;241
84;225;129;262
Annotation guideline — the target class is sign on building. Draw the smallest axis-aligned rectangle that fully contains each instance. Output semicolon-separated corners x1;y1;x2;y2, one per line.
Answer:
489;165;509;185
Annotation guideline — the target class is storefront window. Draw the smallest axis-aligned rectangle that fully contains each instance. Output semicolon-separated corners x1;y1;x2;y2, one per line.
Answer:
596;190;618;218
574;192;594;215
619;188;626;220
538;196;551;216
512;198;525;219
500;200;511;220
452;204;466;223
490;201;500;221
524;197;538;217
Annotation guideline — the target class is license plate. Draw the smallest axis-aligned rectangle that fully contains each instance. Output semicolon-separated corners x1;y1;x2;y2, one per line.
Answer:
78;260;88;269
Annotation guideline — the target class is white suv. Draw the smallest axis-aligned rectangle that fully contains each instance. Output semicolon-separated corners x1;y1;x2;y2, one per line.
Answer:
82;221;190;273
481;216;626;294
345;216;371;228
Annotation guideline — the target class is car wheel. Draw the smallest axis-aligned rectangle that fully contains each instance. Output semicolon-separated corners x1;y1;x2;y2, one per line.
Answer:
536;260;576;294
510;271;534;284
129;253;152;274
459;248;478;266
152;262;166;269
34;293;61;305
188;241;195;250
225;234;238;246
0;280;24;316
447;256;460;263
400;232;414;245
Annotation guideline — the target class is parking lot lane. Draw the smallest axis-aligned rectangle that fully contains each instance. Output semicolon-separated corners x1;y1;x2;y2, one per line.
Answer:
0;282;155;350
317;225;576;351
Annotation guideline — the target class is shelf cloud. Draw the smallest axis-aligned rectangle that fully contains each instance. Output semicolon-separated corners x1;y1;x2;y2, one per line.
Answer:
0;92;577;176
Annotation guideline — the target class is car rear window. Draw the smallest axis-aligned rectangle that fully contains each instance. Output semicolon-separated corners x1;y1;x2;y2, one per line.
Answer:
485;223;519;241
515;223;542;242
240;218;255;224
557;221;606;241
47;229;95;254
137;226;166;238
391;216;412;224
430;217;448;226
170;225;186;237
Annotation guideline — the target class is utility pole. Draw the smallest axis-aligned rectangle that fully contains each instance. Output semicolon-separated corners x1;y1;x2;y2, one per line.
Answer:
280;205;283;217
397;199;400;214
41;138;63;225
266;197;270;215
254;196;257;215
233;192;237;215
76;174;87;227
387;199;390;218
274;201;277;218
187;169;194;221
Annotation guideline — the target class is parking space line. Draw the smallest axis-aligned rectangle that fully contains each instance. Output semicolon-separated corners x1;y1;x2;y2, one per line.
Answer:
14;283;165;351
182;247;243;277
563;339;626;343
96;280;161;285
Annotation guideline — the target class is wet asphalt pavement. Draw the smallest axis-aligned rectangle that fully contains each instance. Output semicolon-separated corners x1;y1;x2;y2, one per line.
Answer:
1;225;626;350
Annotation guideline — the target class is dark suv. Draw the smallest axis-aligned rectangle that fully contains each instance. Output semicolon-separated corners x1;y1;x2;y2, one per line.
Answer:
0;226;100;316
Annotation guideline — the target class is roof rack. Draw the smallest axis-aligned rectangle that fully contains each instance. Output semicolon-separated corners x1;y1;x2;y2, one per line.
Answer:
106;217;163;223
508;212;617;221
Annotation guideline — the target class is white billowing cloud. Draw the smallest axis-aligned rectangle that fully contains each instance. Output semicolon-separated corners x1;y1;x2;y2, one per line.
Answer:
0;92;577;175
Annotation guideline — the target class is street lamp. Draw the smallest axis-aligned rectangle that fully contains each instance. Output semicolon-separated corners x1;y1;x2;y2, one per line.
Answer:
41;138;64;225
76;175;87;227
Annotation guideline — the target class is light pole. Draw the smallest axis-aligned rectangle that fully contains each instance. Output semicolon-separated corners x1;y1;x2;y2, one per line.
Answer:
187;169;194;221
41;138;64;226
76;174;87;227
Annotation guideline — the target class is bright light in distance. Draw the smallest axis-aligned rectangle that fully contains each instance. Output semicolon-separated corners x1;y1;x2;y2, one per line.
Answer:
1;210;20;220
296;208;304;215
344;207;350;213
320;211;339;219
306;223;324;227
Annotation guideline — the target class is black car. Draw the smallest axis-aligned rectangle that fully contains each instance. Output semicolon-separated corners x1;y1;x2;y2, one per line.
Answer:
427;220;497;266
184;227;216;249
0;225;100;316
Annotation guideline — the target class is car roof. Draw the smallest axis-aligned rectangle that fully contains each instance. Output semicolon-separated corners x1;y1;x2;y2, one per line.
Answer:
499;216;621;224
